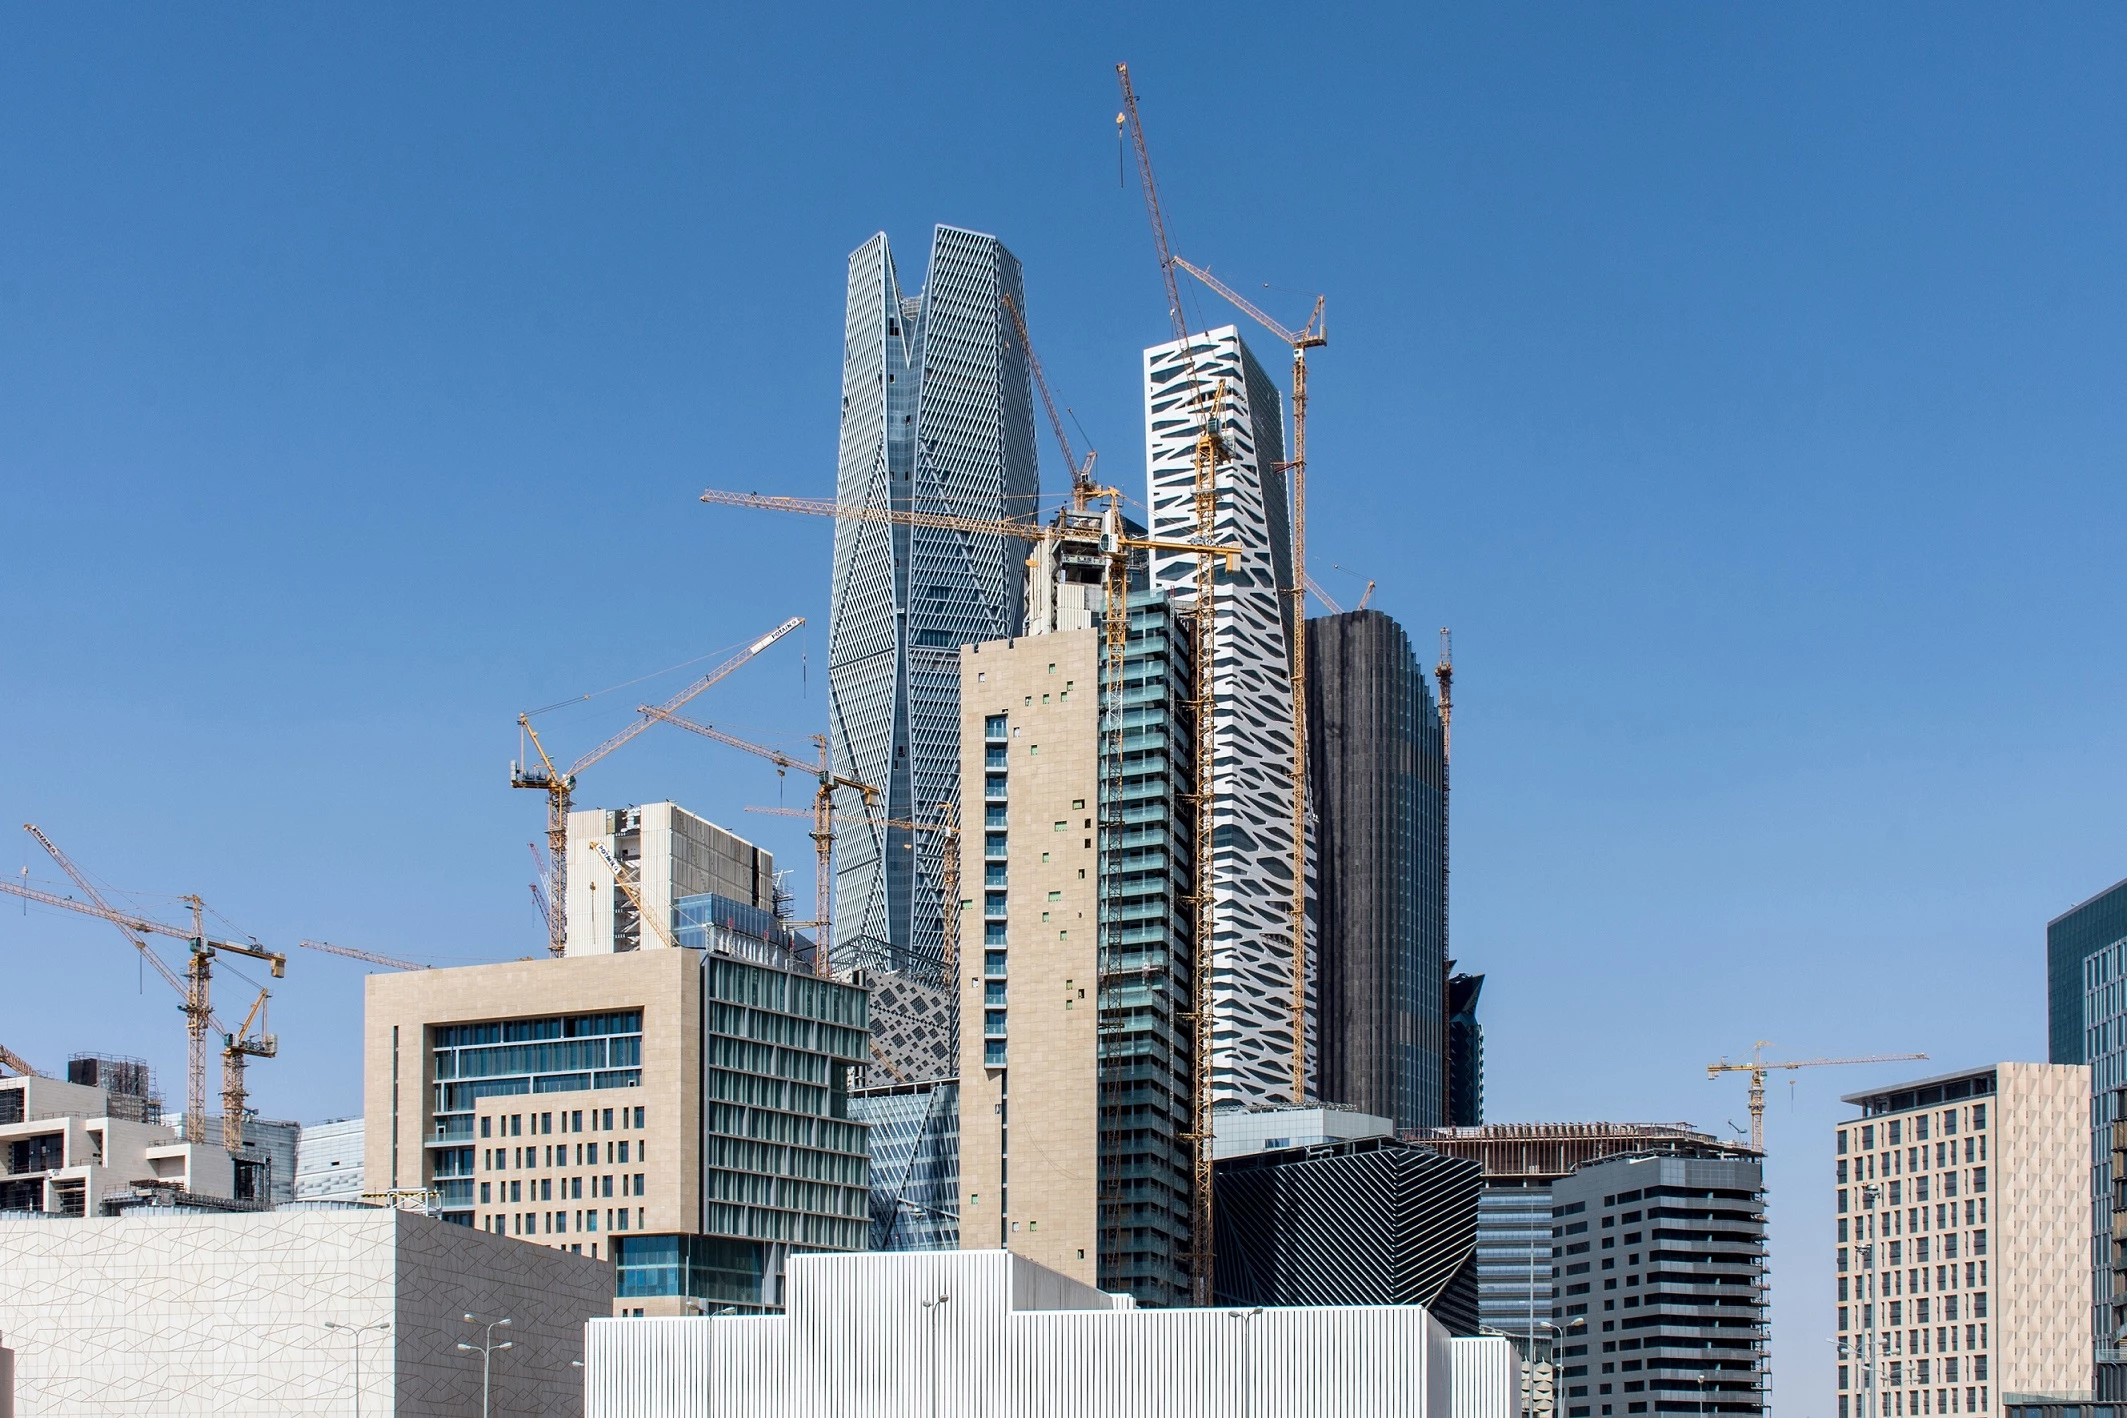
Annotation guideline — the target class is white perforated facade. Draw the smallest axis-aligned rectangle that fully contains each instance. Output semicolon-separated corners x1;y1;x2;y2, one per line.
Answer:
828;225;1038;991
1141;326;1314;1104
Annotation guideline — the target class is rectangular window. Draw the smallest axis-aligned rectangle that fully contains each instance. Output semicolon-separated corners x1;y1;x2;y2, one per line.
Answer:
480;1117;492;1139
985;950;1007;976
1838;1129;1848;1155
985;774;1008;799
1973;1167;1986;1193
1972;1230;1985;1256
984;1010;1008;1036
985;714;1008;739
1943;1110;1956;1136
480;1182;491;1204
1917;1115;1930;1141
619;1141;630;1164
985;981;1007;1005
983;1040;1006;1067
1862;1125;1875;1149
1890;1121;1902;1145
1972;1104;1985;1131
633;1107;643;1128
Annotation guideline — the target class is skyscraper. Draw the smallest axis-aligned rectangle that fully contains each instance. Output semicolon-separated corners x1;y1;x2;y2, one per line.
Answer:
1141;325;1311;1105
829;226;1039;981
1307;608;1447;1130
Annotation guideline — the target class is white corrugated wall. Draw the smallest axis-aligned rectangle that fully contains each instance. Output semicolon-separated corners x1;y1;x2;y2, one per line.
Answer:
584;1251;1498;1418
1451;1336;1517;1418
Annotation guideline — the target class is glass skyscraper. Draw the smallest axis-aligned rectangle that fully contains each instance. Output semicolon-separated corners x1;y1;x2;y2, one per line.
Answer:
827;226;1038;982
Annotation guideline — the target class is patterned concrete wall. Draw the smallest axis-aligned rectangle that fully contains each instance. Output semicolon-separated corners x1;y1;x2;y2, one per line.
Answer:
0;1206;610;1416
1997;1062;2092;1398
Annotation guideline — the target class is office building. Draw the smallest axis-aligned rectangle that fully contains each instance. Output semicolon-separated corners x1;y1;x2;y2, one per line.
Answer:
2077;895;2127;1392
955;590;1196;1305
295;1117;366;1203
1449;973;1486;1126
0;1070;251;1215
1551;1152;1768;1418
365;896;870;1314
1412;1123;1739;1351
1213;1103;1394;1160
1214;1129;1482;1330
2050;878;2127;1069
565;802;792;960
1834;1064;2089;1418
169;1114;301;1208
827;225;1039;983
583;1249;1503;1418
2099;1084;2127;1397
848;1078;958;1251
0;1206;608;1415
1142;324;1311;1106
1306;608;1447;1129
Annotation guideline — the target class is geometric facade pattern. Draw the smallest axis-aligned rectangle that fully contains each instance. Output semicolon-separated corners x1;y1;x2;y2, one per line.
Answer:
1142;325;1312;1104
0;1206;610;1416
847;1079;959;1253
1307;608;1447;1131
1212;1136;1482;1333
828;225;1038;984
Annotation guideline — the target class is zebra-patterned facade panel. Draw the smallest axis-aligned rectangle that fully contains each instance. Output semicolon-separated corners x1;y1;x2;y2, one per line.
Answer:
1141;326;1315;1105
828;226;1039;984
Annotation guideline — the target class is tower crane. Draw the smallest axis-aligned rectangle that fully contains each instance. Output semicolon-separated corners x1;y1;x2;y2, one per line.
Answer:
1174;254;1327;1113
1001;290;1103;507
0;1044;38;1077
1119;57;1236;1303
511;616;804;957
297;939;432;971
3;826;286;1149
1707;1043;1930;1152
637;710;876;967
741;803;962;976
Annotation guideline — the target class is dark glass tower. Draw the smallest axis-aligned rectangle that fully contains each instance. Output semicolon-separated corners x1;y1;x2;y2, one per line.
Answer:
1448;972;1485;1127
2049;875;2127;1065
1305;609;1447;1130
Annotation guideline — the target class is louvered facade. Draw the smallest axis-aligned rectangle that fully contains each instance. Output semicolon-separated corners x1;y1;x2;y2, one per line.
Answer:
1212;1134;1482;1333
829;226;1039;984
1141;326;1313;1105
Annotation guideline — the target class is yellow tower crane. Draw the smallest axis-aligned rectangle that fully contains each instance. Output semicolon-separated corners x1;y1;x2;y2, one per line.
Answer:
637;709;876;969
1173;254;1328;1111
297;939;432;971
511;616;805;956
1708;1043;1930;1152
3;825;286;1149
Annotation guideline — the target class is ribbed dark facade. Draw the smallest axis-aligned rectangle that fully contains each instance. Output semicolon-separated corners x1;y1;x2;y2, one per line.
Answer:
1213;1136;1481;1332
1306;610;1447;1130
1448;973;1485;1126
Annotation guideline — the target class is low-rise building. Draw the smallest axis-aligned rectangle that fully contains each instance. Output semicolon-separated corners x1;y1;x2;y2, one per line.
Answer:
0;1205;608;1415
295;1117;366;1203
1835;1063;2089;1418
582;1249;1502;1418
0;1072;244;1216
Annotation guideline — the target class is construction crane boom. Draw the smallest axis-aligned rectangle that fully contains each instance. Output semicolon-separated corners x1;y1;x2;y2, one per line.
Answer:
1707;1044;1930;1151
0;1044;37;1078
1001;292;1100;505
584;839;681;953
642;709;875;972
1173;255;1328;1113
1306;574;1344;615
1116;63;1189;346
297;939;431;972
512;615;804;957
12;825;287;1149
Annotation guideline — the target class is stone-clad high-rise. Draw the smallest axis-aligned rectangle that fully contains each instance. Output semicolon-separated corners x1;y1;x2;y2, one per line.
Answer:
1142;325;1314;1105
828;226;1039;981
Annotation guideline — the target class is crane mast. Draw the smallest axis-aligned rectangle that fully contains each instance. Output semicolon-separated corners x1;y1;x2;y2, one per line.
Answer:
1707;1043;1930;1151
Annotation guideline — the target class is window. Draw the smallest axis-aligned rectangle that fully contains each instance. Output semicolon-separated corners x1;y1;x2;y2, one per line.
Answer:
1889;1121;1902;1145
984;950;1007;976
1838;1129;1848;1155
1972;1104;1985;1130
985;981;1007;1005
1072;799;1084;810
1053;821;1067;832
634;1107;643;1128
984;1010;1008;1037
480;1117;492;1139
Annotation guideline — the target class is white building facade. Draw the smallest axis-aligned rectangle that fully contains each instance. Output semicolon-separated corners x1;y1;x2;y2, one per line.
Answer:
584;1249;1505;1418
0;1205;610;1416
1142;326;1314;1104
295;1117;366;1203
1835;1064;2090;1418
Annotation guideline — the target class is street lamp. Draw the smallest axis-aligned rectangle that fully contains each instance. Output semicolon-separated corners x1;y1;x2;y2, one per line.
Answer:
455;1314;513;1418
323;1320;390;1418
1227;1308;1265;1418
920;1295;952;1418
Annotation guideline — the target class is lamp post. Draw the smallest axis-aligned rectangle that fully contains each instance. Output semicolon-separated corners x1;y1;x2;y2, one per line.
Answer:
920;1295;952;1418
1227;1308;1265;1418
455;1313;513;1418
323;1320;390;1418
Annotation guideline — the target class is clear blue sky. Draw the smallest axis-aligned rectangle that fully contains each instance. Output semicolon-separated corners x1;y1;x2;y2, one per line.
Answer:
3;5;2122;1404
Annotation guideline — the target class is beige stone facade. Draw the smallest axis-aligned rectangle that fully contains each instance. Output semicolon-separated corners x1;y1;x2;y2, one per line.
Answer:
1835;1063;2089;1418
956;630;1103;1285
0;1074;238;1215
364;950;700;1310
